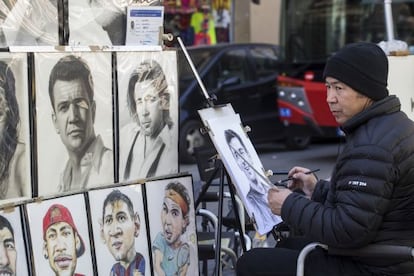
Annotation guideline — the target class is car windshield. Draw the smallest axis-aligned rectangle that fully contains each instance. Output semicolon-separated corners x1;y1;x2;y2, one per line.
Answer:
178;47;220;80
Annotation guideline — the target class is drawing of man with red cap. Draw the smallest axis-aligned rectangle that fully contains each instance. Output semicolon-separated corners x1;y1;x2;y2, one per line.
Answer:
42;204;85;276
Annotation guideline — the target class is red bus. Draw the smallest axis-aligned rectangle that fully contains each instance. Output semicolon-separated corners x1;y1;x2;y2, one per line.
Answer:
275;0;414;139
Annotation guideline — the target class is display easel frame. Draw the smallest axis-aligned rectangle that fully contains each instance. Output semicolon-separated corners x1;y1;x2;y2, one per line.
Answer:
177;37;247;275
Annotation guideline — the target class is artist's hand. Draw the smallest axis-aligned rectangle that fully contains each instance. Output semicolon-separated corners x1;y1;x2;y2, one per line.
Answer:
267;187;292;215
286;166;318;198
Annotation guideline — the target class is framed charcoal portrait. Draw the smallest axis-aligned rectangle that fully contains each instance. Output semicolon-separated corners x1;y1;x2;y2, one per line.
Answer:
0;52;32;204
116;50;178;183
25;193;95;276
68;0;163;46
0;206;30;276
201;111;282;235
145;174;199;276
0;0;59;47
34;51;114;197
88;184;151;276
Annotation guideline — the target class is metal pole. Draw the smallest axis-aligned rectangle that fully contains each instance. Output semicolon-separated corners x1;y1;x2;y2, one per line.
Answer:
384;0;394;41
177;37;211;102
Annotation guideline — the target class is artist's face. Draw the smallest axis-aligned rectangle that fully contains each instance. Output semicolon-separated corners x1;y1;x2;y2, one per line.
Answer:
161;195;186;246
52;79;96;155
134;80;164;138
101;200;138;264
43;222;79;276
89;0;126;28
326;77;373;125
0;227;16;276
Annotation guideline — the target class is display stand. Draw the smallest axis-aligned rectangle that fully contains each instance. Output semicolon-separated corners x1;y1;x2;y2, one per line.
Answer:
177;37;247;275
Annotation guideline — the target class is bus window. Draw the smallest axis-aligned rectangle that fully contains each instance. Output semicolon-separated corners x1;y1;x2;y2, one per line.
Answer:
281;0;414;63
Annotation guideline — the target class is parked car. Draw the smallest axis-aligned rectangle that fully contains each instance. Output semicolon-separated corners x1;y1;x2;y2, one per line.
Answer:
177;43;334;163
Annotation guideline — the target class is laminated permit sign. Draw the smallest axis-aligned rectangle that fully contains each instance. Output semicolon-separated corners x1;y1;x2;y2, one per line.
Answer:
126;5;164;45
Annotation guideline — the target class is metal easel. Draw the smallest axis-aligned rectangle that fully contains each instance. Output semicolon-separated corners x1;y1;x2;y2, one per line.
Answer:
177;37;247;275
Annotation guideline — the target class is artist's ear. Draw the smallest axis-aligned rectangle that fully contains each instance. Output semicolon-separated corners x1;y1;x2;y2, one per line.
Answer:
51;112;59;134
134;212;140;238
99;219;106;243
43;242;48;259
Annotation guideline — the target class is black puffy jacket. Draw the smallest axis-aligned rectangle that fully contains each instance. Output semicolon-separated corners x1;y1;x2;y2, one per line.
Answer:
281;95;414;275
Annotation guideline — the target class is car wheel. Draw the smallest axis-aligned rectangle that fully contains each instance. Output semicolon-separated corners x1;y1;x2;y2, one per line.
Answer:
285;136;311;150
179;120;209;164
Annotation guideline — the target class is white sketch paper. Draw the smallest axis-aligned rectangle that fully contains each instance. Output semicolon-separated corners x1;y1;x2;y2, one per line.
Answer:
200;110;282;235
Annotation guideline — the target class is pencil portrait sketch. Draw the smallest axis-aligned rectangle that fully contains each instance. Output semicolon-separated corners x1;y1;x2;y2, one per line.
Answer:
203;113;282;235
0;0;59;46
0;52;31;203
35;52;114;196
68;0;163;46
117;51;178;182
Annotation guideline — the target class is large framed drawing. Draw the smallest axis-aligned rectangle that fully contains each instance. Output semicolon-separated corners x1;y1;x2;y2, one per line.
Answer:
199;108;282;235
0;206;30;276
145;174;199;276
34;51;115;196
88;184;151;276
68;0;163;46
0;52;32;203
25;193;95;275
116;50;178;182
0;0;59;46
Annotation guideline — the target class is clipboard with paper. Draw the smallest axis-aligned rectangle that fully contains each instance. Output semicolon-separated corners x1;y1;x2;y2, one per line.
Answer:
198;109;282;235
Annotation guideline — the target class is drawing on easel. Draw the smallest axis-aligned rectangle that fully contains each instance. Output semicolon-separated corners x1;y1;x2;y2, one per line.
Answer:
178;36;282;235
199;108;282;235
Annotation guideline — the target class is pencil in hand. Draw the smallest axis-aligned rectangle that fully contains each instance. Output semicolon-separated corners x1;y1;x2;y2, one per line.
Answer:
276;169;320;184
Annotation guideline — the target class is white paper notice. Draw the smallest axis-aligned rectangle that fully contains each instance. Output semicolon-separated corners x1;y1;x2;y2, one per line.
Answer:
126;6;164;46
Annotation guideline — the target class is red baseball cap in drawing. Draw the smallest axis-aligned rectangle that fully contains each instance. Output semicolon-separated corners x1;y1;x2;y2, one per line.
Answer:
43;203;85;257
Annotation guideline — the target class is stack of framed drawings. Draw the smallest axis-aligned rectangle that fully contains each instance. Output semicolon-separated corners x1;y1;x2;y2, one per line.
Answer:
0;48;180;200
0;0;205;274
3;173;198;275
0;46;191;274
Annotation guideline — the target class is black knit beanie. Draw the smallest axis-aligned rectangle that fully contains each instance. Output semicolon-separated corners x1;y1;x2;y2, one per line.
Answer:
323;42;389;101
